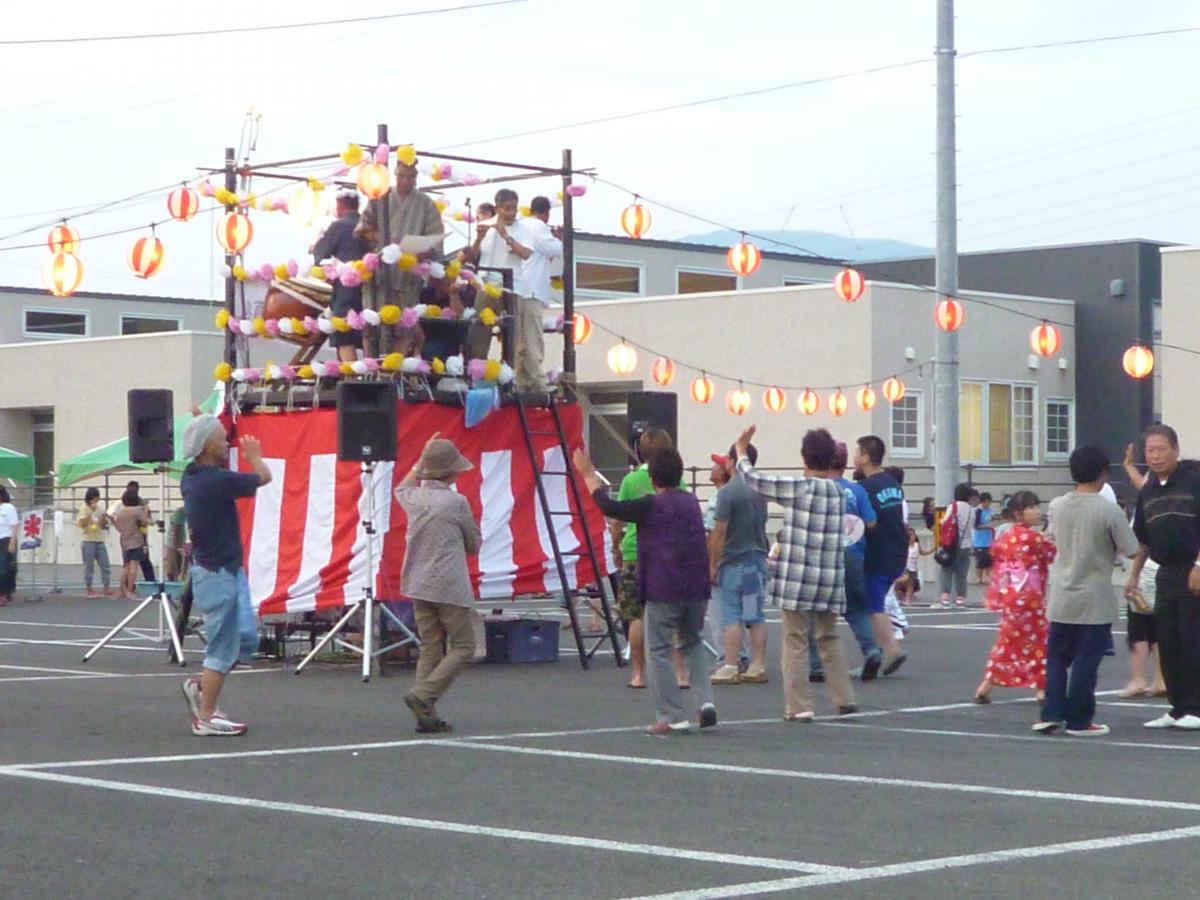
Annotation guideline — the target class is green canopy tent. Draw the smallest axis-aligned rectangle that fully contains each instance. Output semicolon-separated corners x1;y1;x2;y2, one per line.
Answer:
56;388;224;487
0;446;35;485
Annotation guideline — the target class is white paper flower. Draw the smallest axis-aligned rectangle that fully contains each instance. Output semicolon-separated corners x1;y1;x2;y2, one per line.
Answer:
239;319;254;335
317;317;334;335
445;354;464;377
400;356;422;373
278;317;294;335
497;363;515;385
350;360;369;375
361;308;381;326
428;261;446;280
380;244;401;265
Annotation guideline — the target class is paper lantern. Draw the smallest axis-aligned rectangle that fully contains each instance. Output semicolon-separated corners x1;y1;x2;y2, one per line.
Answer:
690;374;714;404
357;162;390;199
799;388;820;416
934;297;964;331
166;186;200;222
571;312;592;345
763;387;786;413
882;377;906;403
857;385;877;411
289;186;324;228
127;236;164;279
607;342;637;375
47;223;80;254
1123;344;1154;380
828;389;848;417
833;267;865;303
1030;322;1061;357
43;252;83;296
650;356;676;386
216;212;253;253
620;203;651;239
726;387;751;416
727;241;762;277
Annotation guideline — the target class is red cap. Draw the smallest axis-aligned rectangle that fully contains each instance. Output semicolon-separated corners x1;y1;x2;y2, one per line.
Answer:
711;454;731;468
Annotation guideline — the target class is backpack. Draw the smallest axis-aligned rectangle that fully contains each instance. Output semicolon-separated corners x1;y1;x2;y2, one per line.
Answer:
934;502;960;568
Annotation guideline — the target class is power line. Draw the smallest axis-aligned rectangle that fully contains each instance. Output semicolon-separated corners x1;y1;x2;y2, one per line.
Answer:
959;24;1200;58
0;0;529;46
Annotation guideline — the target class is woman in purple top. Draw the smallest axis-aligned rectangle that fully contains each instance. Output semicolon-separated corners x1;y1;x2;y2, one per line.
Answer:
574;445;716;735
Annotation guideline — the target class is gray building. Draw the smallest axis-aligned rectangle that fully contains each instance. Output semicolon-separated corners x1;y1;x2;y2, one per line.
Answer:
0;284;218;343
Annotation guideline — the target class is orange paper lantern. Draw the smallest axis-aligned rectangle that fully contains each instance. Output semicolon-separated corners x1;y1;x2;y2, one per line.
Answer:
356;162;390;199
763;387;787;413
216;212;253;253
828;390;848;417
833;267;865;303
571;312;592;345
650;356;676;386
727;241;762;277
1123;344;1154;380
1030;322;1061;357
289;185;324;227
934;297;964;331
43;252;83;296
620;203;651;239
166;186;200;222
607;342;637;375
882;377;906;403
726;387;751;416
799;388;820;416
47;223;80;254
690;375;714;404
857;385;877;411
127;236;164;279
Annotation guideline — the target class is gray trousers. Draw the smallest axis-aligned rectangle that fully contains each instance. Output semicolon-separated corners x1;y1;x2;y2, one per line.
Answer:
939;548;971;599
644;600;715;724
81;541;111;590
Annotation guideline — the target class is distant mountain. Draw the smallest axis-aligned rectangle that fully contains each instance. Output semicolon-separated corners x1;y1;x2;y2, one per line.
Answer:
679;229;931;262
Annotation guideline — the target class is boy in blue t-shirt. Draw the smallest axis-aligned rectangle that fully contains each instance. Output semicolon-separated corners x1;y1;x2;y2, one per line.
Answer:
973;492;995;585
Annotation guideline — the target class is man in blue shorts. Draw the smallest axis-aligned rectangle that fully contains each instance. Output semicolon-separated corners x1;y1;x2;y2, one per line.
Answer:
179;414;271;736
854;435;908;675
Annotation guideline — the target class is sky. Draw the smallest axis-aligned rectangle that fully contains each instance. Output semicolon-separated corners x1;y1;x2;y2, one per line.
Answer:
2;0;1199;300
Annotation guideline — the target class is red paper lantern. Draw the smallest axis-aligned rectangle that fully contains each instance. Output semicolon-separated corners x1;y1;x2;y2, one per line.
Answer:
857;385;877;411
571;313;592;345
166;186;200;222
727;241;762;277
620;203;651;239
726;388;751;416
650;356;676;386
882;377;906;403
934;297;964;331
357;162;390;199
833;267;865;303
127;236;164;279
1030;322;1061;358
43;252;83;297
47;223;80;254
1123;344;1154;380
828;390;848;417
690;375;714;404
763;387;787;413
799;388;820;416
216;212;253;253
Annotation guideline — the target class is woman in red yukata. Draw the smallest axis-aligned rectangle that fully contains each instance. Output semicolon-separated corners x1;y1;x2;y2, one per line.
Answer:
974;491;1057;705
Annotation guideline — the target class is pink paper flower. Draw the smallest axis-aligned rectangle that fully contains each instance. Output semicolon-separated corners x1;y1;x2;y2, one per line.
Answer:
400;307;420;328
462;173;482;186
412;261;431;278
341;269;362;288
468;359;487;381
279;365;297;381
258;263;275;282
346;309;364;330
303;316;318;334
243;368;262;381
322;360;342;377
361;357;380;373
286;258;299;278
374;143;389;164
439;306;456;320
228;319;242;334
566;184;587;197
362;253;380;272
322;262;339;282
416;359;432;375
198;181;215;197
264;319;281;337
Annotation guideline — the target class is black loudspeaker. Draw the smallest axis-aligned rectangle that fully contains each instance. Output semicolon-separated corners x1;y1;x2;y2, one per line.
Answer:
627;391;678;457
337;381;397;462
128;389;175;464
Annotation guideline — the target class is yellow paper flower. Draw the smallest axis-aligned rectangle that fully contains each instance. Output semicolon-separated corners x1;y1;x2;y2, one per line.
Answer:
244;193;258;209
518;205;531;218
446;260;462;280
555;190;564;201
274;264;290;280
397;144;417;167
231;265;246;281
381;352;403;372
484;359;501;381
215;309;231;330
310;265;325;280
479;307;497;327
482;282;503;300
253;316;267;337
292;317;307;335
340;143;365;167
434;199;448;214
214;187;237;206
379;304;401;325
352;260;368;276
397;252;418;271
307;178;324;192
298;364;315;379
331;316;350;333
214;361;232;382
550;276;564;290
431;358;445;375
339;362;354;376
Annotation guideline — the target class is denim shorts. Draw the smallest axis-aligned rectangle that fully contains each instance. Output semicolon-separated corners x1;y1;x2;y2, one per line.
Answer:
190;564;258;674
718;556;768;627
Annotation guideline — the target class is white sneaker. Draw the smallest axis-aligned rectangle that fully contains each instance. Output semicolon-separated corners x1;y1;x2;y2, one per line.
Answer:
1173;714;1200;731
1143;713;1177;729
192;714;248;737
181;677;202;719
710;665;740;685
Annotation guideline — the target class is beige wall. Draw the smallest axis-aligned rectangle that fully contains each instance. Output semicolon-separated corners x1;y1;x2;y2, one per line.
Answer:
1161;246;1200;448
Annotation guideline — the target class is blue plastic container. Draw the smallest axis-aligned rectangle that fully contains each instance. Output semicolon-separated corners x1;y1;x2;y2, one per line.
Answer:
484;616;560;663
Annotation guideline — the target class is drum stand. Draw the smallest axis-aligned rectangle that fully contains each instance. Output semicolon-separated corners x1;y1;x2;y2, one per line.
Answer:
294;462;417;681
83;466;186;666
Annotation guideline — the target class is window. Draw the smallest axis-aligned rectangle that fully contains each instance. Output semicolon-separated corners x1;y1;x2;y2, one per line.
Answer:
23;308;87;338
120;314;181;335
676;269;737;294
961;381;1038;465
783;276;822;286
1045;399;1074;458
960;383;984;462
1013;385;1035;464
889;392;923;456
576;259;642;295
31;408;54;505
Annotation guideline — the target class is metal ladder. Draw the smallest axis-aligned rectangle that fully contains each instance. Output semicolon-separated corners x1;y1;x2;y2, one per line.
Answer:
513;392;624;669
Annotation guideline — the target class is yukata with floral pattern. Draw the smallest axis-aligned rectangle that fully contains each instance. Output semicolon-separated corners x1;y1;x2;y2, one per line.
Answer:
983;523;1057;689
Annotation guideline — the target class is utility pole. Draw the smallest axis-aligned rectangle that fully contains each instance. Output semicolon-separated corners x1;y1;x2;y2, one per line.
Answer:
934;0;960;508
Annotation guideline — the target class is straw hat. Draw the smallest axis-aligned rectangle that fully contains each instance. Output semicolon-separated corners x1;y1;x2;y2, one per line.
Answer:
418;439;474;480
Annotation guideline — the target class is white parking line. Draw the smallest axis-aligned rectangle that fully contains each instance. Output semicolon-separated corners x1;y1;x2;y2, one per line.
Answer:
818;720;1200;754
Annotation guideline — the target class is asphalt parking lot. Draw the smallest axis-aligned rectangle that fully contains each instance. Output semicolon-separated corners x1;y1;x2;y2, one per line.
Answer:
2;590;1199;899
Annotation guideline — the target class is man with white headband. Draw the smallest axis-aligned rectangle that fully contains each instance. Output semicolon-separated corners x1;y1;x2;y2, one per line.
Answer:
178;413;271;736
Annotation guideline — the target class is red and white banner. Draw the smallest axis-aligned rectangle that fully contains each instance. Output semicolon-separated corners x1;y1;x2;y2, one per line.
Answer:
230;403;610;615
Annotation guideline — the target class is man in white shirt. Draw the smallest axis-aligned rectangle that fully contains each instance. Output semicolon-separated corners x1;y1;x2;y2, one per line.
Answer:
467;188;533;362
518;196;563;392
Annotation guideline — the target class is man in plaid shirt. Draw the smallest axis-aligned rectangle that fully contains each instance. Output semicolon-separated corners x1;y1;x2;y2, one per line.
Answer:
735;425;857;721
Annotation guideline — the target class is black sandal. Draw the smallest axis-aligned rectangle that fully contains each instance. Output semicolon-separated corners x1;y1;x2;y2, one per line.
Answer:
415;719;454;734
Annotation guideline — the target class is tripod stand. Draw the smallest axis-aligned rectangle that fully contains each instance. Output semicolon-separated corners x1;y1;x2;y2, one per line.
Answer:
294;462;418;681
83;466;186;666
